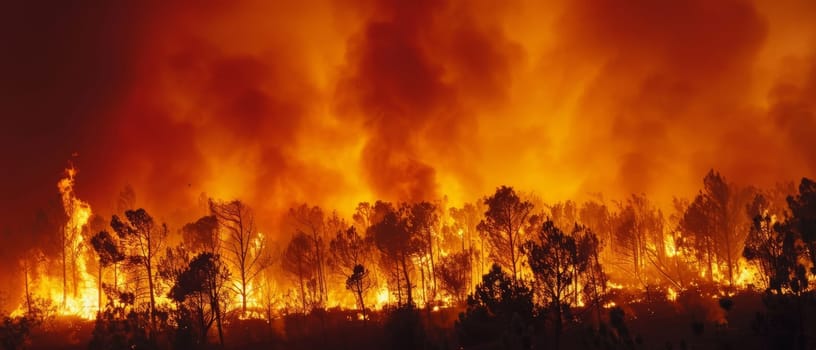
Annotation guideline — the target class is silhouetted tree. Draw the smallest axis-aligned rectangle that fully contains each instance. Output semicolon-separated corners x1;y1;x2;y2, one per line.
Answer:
181;215;219;253
407;201;439;303
577;227;608;324
288;204;330;308
550;200;578;233
169;252;231;347
786;177;816;278
680;170;752;286
91;230;125;314
282;232;318;312
450;201;485;290
0;315;33;350
612;194;663;287
435;251;471;304
110;208;167;332
525;220;582;349
210;199;269;315
329;226;371;278
478;186;534;282
369;201;420;307
456;264;534;348
579;200;613;258
345;264;373;323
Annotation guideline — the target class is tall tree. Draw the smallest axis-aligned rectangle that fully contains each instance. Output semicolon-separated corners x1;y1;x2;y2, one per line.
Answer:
282;232;318;312
786;177;816;278
209;199;269;315
369;201;420;307
680;170;752;286
407;201;439;303
477;186;534;282
170;252;231;347
743;212;802;294
550;200;578;233
182;215;220;253
579;201;613;260
110;208;167;329
456;264;534;348
577;227;607;324
288;204;330;307
612;194;664;287
450;201;485;294
435;251;471;304
90;230;125;312
346;264;373;323
525;220;582;348
329;226;371;278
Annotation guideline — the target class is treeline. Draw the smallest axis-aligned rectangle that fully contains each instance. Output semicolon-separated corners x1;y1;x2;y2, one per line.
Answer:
2;169;816;349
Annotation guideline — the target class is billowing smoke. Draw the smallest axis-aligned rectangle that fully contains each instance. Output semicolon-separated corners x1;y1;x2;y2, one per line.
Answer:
1;0;816;272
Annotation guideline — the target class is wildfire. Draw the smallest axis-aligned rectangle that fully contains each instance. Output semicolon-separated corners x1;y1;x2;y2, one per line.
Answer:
374;286;390;308
735;258;760;289
667;287;677;301
14;167;99;319
664;235;677;257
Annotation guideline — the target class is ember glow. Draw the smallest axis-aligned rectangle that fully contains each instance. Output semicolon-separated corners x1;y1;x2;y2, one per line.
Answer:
2;1;816;349
12;168;99;319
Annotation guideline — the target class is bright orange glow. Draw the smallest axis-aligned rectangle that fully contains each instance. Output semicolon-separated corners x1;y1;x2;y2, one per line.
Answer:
15;167;98;319
667;287;677;301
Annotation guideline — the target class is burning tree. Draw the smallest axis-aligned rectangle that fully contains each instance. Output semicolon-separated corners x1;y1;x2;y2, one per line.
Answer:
288;204;330;307
680;170;753;287
549;200;579;233
169;252;231;347
743;213;801;294
611;194;665;288
525;220;582;348
110;208;167;328
57;167;94;311
786;177;816;279
329;226;371;281
406;201;440;304
456;264;534;348
435;251;471;304
450;201;485;289
90;230;125;312
369;201;420;307
345;264;373;322
209;199;269;315
282;232;319;312
181;215;219;253
478;186;534;282
577;227;608;323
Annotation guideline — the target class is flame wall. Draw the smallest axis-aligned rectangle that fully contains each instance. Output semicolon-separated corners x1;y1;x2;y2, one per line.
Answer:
2;0;816;297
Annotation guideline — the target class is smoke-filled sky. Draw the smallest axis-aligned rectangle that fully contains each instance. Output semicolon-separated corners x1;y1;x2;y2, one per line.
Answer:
2;0;816;247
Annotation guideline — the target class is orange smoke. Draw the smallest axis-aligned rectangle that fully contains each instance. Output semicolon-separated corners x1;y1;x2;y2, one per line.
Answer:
1;0;816;297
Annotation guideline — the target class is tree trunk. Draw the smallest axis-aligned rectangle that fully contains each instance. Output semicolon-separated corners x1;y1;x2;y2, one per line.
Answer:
509;227;517;282
395;267;402;307
98;262;103;313
401;254;413;306
241;269;247;315
298;267;307;313
357;285;367;326
211;296;224;346
62;236;67;308
554;299;562;350
24;262;32;316
146;261;157;328
428;229;436;298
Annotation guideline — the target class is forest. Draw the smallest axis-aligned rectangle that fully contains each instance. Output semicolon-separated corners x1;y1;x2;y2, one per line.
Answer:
0;167;814;350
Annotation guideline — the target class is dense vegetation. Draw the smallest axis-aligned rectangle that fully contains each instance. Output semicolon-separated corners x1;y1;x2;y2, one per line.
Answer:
2;170;816;349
